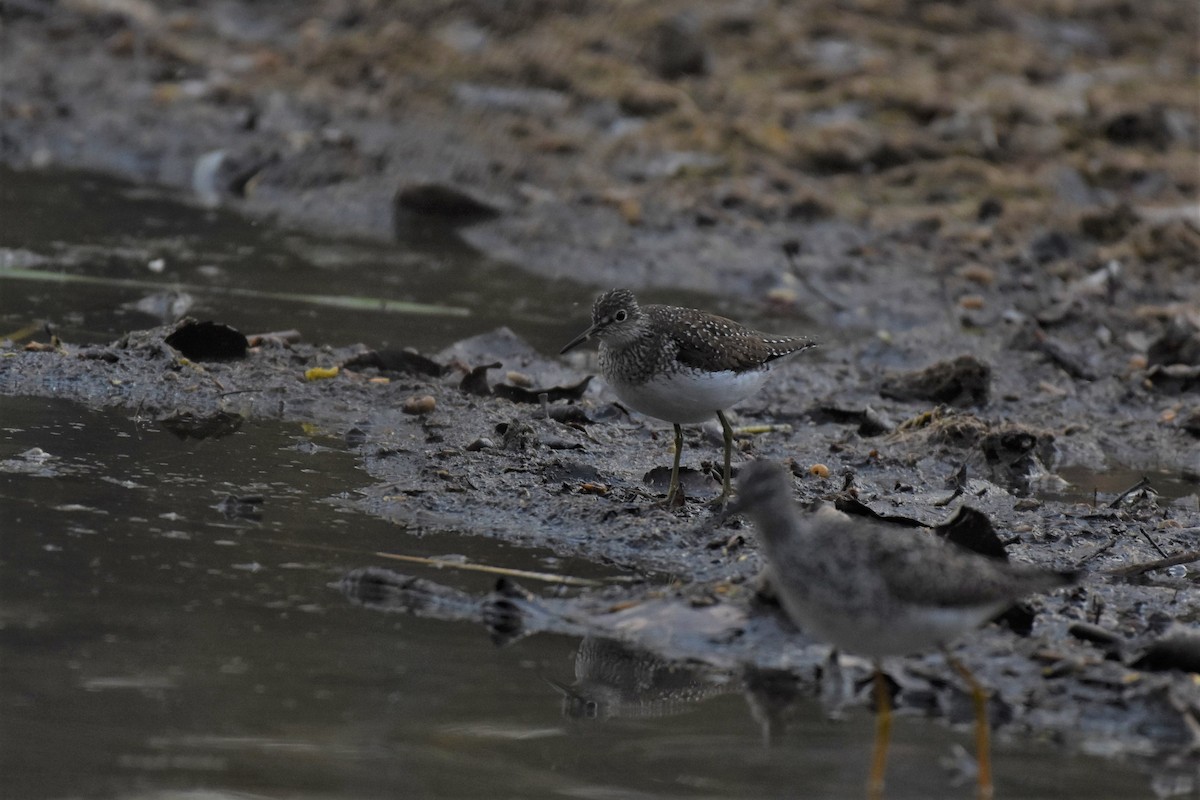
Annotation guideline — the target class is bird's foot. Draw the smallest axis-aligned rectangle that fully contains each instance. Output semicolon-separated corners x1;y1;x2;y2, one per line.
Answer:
661;483;686;509
707;489;732;510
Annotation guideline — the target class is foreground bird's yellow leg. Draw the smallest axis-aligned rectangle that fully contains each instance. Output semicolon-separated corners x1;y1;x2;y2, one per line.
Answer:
716;410;734;503
945;652;994;800
664;423;685;506
868;667;892;800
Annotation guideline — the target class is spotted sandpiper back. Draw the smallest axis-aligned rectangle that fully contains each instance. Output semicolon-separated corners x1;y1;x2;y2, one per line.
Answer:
560;289;814;504
730;461;1077;799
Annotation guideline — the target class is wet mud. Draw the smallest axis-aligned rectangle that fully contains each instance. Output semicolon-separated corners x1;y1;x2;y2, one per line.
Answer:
2;0;1198;790
2;309;1198;787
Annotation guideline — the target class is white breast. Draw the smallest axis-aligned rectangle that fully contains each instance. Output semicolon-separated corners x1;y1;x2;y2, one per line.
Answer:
606;366;772;424
776;586;1009;659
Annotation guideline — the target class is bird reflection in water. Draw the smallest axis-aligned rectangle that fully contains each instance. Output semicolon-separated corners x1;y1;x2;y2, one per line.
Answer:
548;636;736;721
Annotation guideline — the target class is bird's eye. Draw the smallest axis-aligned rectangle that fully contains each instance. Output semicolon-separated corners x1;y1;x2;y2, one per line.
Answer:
614;309;628;322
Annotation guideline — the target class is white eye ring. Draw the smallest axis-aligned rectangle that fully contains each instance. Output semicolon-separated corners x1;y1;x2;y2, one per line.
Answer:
614;309;628;322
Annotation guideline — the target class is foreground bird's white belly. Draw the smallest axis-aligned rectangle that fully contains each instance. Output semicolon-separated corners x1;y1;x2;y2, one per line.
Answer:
608;367;771;424
783;598;1011;659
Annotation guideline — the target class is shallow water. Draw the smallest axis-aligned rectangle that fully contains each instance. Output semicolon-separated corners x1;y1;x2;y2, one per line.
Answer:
0;166;587;353
0;169;1164;798
0;396;1153;800
1050;463;1198;508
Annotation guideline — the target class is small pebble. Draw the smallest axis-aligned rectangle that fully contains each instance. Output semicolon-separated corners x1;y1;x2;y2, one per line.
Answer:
809;463;830;478
958;294;986;310
305;366;339;381
618;196;642;225
505;371;532;388
766;286;798;305
465;437;494;451
403;395;436;415
957;264;995;286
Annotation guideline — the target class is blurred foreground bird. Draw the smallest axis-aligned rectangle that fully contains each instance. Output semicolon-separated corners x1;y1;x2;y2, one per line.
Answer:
729;461;1076;799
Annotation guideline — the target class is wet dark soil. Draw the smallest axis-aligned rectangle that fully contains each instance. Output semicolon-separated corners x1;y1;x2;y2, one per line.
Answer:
2;0;1198;789
2;310;1198;786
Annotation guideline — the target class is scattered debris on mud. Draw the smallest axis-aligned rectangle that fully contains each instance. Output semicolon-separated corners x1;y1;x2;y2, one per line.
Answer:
2;309;1198;785
2;0;1198;790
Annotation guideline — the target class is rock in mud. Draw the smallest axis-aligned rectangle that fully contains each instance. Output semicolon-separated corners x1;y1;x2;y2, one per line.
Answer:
880;354;991;406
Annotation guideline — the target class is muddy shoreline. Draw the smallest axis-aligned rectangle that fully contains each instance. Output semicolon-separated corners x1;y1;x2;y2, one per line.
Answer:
2;315;1198;785
4;1;1196;297
2;0;1198;789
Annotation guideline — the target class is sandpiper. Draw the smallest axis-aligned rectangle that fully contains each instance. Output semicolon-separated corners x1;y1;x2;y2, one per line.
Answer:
560;289;814;504
729;461;1076;800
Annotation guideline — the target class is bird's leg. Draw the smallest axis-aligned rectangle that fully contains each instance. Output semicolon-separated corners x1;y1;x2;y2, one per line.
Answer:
944;651;993;800
664;423;684;506
868;665;892;800
715;410;734;504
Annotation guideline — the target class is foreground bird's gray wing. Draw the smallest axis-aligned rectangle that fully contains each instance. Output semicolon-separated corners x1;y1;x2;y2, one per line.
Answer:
852;520;1067;609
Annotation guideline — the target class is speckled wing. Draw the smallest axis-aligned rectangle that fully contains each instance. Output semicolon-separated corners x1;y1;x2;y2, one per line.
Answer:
648;305;814;373
862;525;1072;609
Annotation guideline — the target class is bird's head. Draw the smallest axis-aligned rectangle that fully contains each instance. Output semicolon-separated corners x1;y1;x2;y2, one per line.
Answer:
560;288;644;353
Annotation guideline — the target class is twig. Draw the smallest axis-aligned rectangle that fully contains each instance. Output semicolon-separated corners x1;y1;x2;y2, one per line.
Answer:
737;423;793;436
1139;528;1169;559
1106;549;1200;579
784;247;850;311
248;329;302;346
1076;536;1119;566
373;551;605;588
256;537;611;588
0;321;45;342
1108;476;1152;508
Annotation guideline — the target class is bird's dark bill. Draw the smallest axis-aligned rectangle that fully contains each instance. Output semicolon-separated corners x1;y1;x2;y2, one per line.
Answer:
560;325;597;354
